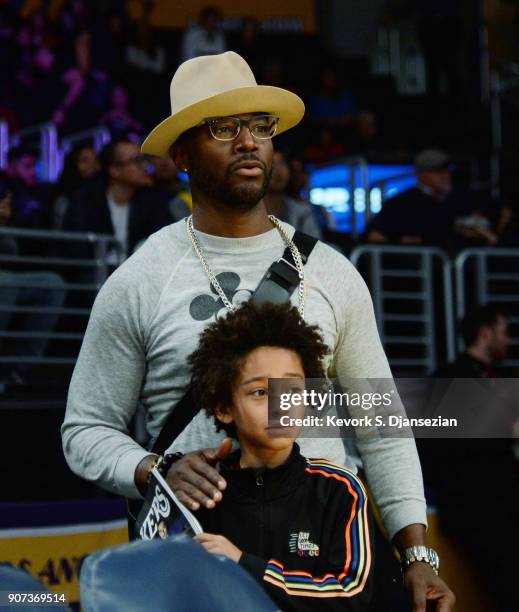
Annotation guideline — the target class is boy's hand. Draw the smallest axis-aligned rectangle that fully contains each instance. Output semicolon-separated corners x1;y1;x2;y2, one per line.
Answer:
166;438;233;511
195;533;242;563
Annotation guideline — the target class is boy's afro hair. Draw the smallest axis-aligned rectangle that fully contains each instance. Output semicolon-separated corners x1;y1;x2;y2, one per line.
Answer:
187;301;329;434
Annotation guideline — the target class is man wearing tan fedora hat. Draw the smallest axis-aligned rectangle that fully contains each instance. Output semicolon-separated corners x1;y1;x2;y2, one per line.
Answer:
63;52;454;610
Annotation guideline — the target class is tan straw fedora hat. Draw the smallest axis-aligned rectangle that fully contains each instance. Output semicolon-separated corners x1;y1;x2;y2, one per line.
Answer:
141;51;305;158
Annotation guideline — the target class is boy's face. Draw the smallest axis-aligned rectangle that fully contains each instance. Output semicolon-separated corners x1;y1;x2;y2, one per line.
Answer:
217;346;305;453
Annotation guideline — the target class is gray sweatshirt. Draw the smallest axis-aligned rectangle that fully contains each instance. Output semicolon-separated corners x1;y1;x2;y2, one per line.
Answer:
62;219;426;540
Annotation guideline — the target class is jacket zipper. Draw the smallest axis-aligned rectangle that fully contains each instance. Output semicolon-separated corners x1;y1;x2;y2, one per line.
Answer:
256;474;265;557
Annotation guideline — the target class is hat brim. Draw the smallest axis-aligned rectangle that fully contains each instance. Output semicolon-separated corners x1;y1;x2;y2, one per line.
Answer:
141;86;305;158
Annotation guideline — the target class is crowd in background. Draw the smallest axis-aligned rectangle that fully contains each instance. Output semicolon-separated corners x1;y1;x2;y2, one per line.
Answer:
1;1;518;387
0;5;518;610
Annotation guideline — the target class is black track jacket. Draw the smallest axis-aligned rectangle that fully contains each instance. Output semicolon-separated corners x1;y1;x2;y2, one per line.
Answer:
197;444;373;612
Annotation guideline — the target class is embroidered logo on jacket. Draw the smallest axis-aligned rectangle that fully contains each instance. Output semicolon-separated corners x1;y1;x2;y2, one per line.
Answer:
289;532;320;557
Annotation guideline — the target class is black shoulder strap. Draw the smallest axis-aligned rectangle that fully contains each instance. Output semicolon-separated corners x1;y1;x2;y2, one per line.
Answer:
150;230;318;455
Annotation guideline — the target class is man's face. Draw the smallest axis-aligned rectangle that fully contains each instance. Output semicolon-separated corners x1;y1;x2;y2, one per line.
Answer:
216;346;305;453
9;155;37;188
268;151;290;194
418;168;452;197
487;315;511;361
173;113;274;210
109;142;152;189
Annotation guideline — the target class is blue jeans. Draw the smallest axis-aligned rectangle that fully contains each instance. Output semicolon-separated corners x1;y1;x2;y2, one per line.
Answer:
0;271;66;363
80;536;278;612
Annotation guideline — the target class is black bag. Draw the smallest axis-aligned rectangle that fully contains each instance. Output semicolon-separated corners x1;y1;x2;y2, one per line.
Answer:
127;230;318;538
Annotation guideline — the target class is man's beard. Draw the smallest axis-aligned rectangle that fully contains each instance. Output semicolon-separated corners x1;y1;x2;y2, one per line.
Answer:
188;157;272;210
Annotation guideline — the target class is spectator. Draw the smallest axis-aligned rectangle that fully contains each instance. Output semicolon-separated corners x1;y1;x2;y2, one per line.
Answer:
233;16;263;74
422;305;518;612
286;153;309;201
191;302;373;610
181;6;226;62
52;31;110;133
365;148;496;250
53;143;100;229
63;139;171;267
15;46;65;128
265;150;322;239
124;19;166;129
100;84;143;139
90;8;128;77
54;0;93;45
0;186;65;388
125;20;165;76
307;67;380;161
308;66;358;128
151;157;192;221
496;195;519;246
4;146;53;232
304;127;345;164
438;305;511;377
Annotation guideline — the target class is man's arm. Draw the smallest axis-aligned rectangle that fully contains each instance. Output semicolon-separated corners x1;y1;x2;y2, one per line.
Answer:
330;261;427;539
61;270;151;498
330;256;454;610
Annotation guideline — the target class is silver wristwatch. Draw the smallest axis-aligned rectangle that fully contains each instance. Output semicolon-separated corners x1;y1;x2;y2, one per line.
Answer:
401;546;440;575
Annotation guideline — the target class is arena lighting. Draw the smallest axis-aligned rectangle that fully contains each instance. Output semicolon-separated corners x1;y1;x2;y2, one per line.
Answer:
370;187;383;214
0;120;8;170
308;162;416;233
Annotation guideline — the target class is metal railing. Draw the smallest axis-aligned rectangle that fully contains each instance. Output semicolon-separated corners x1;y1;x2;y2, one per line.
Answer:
309;156;369;239
0;227;119;366
1;228;517;374
0;120;8;171
10;123;59;183
454;247;519;367
350;245;456;373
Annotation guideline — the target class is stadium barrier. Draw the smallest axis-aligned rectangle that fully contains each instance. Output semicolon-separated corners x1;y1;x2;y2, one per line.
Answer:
1;228;518;373
0;120;8;171
0;226;118;368
10;123;59;183
454;247;519;367
350;245;456;373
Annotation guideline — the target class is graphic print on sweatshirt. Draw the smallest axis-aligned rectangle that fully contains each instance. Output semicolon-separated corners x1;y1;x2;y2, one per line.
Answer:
289;531;320;557
189;272;253;321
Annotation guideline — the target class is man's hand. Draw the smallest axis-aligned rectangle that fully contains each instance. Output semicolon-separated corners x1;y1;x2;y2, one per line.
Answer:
393;524;455;611
404;563;455;612
165;438;233;511
195;533;242;563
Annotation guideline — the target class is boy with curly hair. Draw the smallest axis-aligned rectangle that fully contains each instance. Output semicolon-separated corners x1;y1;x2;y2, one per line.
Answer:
188;302;373;612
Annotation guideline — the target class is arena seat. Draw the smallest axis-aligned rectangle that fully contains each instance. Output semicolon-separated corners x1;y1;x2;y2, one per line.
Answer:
0;566;68;611
80;536;278;612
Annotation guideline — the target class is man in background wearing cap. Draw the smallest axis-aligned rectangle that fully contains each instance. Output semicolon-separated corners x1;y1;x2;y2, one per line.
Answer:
62;52;454;610
365;148;496;250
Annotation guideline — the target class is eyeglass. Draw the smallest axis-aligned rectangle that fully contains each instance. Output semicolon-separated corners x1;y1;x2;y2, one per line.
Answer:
199;114;279;141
